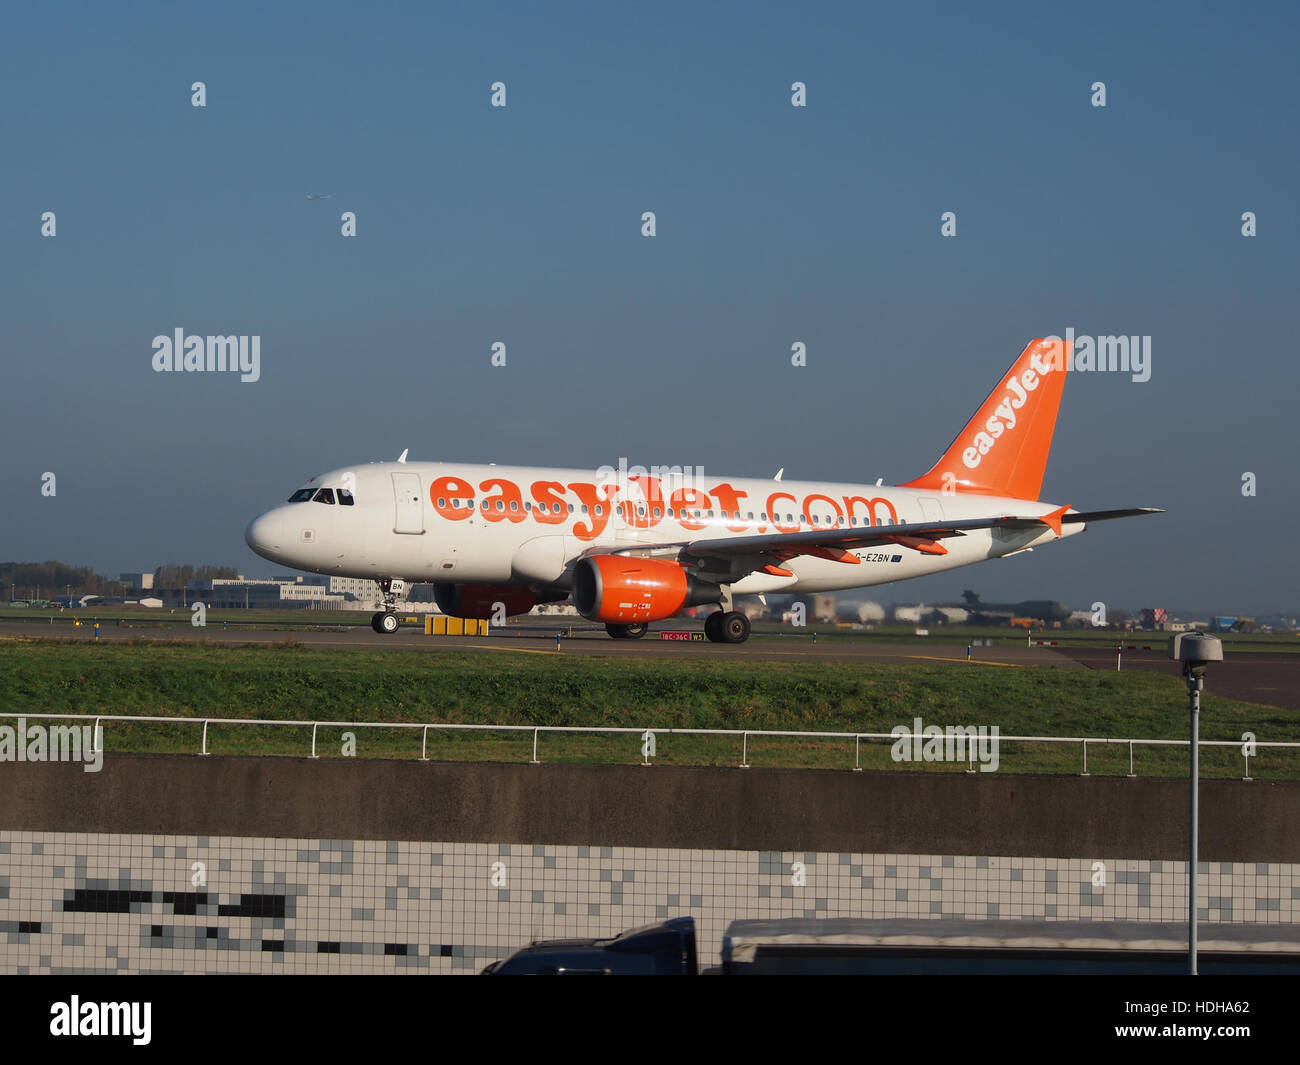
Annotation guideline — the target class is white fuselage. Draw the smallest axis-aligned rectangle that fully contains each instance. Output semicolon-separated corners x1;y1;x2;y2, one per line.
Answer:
244;461;1081;595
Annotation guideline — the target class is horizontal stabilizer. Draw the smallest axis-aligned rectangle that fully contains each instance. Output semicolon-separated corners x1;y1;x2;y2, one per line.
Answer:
1061;507;1165;524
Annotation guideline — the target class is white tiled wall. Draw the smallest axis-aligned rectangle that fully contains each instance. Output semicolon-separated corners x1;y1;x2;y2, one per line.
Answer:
1;831;1295;972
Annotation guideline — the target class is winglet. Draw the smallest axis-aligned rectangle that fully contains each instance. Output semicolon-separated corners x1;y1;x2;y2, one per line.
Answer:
397;449;408;464
1041;504;1070;537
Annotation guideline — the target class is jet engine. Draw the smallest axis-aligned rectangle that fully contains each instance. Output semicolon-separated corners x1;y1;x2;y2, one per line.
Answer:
571;556;718;623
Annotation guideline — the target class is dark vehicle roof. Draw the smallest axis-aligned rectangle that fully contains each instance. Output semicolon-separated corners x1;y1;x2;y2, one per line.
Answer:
483;916;696;974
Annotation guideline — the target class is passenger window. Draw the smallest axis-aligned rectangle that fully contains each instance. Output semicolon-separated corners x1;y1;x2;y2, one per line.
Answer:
510;500;519;511
437;497;447;508
337;489;355;506
313;488;335;504
653;507;661;517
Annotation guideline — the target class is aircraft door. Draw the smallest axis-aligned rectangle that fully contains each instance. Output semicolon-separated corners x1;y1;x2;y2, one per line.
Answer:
391;473;424;534
918;497;945;523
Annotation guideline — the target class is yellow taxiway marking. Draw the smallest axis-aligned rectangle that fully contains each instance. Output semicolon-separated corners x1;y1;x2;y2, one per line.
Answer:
900;654;1021;667
452;642;560;655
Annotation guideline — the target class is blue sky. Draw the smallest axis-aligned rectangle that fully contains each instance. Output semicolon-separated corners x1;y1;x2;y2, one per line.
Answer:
2;1;1296;614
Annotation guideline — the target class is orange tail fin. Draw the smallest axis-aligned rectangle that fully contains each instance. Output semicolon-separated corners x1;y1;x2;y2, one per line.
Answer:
903;338;1070;501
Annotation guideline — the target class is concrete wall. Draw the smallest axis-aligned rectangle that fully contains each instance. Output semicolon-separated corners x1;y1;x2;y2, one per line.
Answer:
3;755;1298;862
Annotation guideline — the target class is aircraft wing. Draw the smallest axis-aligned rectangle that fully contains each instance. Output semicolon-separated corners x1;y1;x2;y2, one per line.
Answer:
608;507;1163;567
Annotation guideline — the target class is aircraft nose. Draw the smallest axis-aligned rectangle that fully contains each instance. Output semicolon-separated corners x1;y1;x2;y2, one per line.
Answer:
245;509;287;559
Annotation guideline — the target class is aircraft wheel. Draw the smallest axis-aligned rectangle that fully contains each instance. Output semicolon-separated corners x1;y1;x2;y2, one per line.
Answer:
704;611;725;643
606;622;649;640
374;611;399;634
720;611;751;644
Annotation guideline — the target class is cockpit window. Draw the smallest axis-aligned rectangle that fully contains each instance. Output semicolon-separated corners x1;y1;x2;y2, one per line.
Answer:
313;488;335;504
337;489;355;506
288;488;314;502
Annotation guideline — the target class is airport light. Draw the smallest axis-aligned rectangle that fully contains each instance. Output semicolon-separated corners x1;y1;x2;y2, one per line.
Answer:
1169;631;1223;976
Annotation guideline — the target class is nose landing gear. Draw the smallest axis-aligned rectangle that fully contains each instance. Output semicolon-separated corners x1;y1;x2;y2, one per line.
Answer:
371;577;402;635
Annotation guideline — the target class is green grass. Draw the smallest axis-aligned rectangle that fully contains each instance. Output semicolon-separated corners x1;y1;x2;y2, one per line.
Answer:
3;606;1298;652
0;639;1294;777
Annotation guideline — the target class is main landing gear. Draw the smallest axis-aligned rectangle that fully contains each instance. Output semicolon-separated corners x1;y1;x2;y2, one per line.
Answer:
606;623;649;639
704;610;750;644
370;577;401;634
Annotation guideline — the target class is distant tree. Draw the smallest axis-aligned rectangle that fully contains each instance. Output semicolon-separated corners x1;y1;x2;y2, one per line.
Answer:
152;564;238;587
0;560;116;598
194;565;238;580
961;590;982;607
153;564;195;587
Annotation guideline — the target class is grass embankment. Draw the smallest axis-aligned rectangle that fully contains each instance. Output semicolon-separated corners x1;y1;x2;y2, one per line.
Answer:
0;640;1293;777
3;606;1297;653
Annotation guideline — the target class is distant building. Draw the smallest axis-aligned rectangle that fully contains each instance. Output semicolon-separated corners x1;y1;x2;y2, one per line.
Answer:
51;595;100;608
120;572;154;590
1139;608;1169;630
178;575;443;612
857;601;886;624
810;595;837;623
273;574;386;605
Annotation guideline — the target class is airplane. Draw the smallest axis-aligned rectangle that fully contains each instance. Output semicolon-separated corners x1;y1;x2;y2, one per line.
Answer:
244;339;1161;642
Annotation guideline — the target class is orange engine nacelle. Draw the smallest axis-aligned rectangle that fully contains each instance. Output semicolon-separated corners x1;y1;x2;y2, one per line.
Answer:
433;582;538;620
572;556;718;624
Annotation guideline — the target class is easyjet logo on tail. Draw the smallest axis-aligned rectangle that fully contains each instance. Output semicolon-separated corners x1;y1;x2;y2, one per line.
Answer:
963;342;1065;471
903;339;1070;502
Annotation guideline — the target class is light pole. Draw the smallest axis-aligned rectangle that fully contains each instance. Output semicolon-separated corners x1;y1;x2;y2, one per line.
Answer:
1170;631;1223;976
